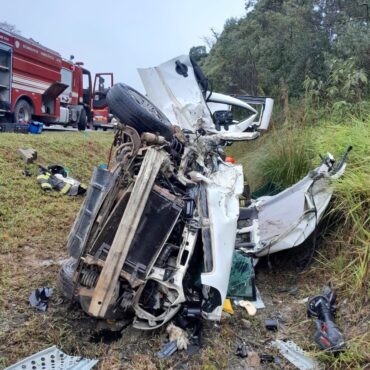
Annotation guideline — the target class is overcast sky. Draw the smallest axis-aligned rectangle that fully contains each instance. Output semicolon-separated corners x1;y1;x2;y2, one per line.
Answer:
2;0;246;90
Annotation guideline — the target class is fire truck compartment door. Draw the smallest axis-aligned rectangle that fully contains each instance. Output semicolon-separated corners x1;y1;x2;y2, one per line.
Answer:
43;82;69;99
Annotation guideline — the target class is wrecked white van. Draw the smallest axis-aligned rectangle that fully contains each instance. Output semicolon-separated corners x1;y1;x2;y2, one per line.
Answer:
59;55;348;330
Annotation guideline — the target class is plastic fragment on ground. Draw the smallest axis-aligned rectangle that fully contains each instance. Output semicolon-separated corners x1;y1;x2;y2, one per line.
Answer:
234;287;265;310
156;341;178;359
265;319;279;331
223;298;234;315
271;340;321;370
29;287;53;312
246;351;261;367
5;345;98;370
238;300;257;316
252;288;265;309
235;343;248;358
166;323;189;350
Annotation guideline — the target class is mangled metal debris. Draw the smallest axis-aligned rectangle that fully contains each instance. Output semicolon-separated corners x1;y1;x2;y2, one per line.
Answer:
236;147;352;258
271;340;321;370
58;55;348;331
5;345;98;370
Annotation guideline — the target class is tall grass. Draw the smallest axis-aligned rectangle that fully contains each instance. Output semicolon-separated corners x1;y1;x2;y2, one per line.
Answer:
227;126;316;190
314;120;370;295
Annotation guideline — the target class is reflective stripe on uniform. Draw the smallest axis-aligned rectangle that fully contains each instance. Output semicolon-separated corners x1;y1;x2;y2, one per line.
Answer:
40;182;53;191
37;174;50;183
60;183;72;195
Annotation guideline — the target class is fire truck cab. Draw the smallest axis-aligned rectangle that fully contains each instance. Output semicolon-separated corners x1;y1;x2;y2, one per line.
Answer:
91;72;114;130
0;27;103;131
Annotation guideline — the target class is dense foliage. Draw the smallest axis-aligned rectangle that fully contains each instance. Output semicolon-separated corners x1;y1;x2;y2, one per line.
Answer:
191;0;369;110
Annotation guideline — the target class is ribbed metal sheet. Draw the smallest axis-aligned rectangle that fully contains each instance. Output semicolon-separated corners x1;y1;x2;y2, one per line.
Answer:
5;345;98;370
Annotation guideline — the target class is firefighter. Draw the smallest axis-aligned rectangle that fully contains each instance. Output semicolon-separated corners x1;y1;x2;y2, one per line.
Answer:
37;165;87;196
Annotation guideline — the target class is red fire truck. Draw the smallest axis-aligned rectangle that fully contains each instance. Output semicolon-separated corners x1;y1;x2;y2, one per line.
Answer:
0;27;112;130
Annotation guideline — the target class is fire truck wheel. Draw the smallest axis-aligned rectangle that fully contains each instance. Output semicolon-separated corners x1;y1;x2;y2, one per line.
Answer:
107;83;173;140
78;109;87;131
14;99;33;123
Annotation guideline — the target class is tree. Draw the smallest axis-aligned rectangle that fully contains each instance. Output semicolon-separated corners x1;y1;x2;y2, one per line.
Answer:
196;0;369;103
189;46;208;64
0;21;20;34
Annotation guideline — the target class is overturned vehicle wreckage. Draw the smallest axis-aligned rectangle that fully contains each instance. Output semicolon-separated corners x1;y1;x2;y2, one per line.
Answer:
59;56;348;329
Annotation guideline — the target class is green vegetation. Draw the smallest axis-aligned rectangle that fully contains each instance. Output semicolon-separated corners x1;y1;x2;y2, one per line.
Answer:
0;132;112;256
193;0;369;102
0;132;113;367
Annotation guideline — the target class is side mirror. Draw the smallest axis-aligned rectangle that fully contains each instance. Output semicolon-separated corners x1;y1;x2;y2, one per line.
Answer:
212;110;233;131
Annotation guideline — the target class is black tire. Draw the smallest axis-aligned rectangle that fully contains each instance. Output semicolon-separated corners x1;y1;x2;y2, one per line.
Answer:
58;257;77;299
14;99;33;123
78;109;87;131
107;83;173;140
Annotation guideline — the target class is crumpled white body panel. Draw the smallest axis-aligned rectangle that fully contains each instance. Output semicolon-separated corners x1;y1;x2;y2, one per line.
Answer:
138;55;215;132
138;55;262;135
240;160;346;257
201;163;244;320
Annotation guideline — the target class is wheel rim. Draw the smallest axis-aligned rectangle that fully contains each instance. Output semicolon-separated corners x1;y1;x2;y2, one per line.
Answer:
18;107;31;122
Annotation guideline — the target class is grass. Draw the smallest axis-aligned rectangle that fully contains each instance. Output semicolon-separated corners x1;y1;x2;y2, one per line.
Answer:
228;116;370;369
0;131;113;368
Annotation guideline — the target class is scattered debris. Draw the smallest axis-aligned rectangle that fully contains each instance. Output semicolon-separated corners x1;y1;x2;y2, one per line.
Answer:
238;300;257;316
22;168;32;177
156;341;178;359
235;342;248;358
289;287;300;297
223;299;235;315
246;351;261;368
166;323;189;350
18;148;37;164
259;353;275;363
271;340;321;370
265;319;279;331
29;287;53;312
307;286;345;352
4;345;98;370
156;322;192;358
174;304;203;355
241;318;252;329
251;288;266;309
299;297;309;304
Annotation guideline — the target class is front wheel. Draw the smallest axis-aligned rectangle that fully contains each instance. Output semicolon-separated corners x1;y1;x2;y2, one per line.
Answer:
107;83;173;140
78;109;87;131
14;99;33;123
